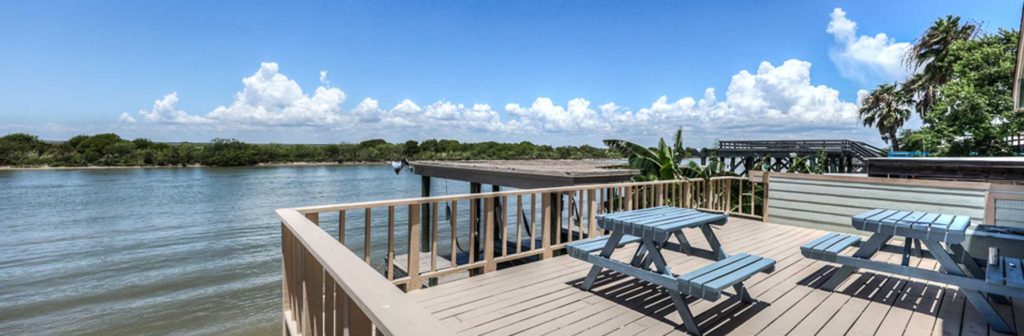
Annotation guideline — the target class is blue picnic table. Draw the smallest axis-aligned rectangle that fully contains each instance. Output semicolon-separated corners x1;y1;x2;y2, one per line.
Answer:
566;206;775;336
802;209;1024;333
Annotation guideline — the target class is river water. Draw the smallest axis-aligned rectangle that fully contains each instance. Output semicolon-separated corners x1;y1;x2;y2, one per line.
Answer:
0;165;460;335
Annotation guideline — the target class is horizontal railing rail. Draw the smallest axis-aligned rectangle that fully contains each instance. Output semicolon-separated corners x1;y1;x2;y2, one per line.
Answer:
289;174;769;293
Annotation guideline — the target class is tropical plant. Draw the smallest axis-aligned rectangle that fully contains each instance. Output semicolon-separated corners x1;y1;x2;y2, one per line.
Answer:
859;83;913;151
604;128;687;181
920;29;1022;156
903;15;979;117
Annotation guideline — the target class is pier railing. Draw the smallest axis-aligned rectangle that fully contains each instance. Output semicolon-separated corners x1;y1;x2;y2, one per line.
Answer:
278;209;453;336
284;173;767;291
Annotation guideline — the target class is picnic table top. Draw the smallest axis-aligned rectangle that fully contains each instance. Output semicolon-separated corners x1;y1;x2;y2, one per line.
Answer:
597;207;727;241
852;209;972;244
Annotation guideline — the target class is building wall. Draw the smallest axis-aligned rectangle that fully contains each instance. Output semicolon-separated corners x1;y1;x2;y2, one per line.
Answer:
765;173;991;234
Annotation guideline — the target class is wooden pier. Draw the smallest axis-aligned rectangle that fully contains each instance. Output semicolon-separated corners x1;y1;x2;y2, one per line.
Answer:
715;139;884;174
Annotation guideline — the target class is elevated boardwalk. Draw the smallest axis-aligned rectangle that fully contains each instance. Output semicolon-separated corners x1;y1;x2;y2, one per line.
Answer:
716;140;884;174
410;218;1023;335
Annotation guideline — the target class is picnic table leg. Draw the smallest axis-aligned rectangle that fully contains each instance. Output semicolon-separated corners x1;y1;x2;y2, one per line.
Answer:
699;225;726;261
733;283;753;303
901;237;913;267
946;244;1008;304
948;244;985;278
642;237;702;336
581;231;624;290
630;243;648;268
673;231;694;255
822;233;891;290
921;240;1014;333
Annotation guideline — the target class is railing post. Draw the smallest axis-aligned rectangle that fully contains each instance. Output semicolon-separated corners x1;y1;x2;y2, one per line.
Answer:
587;189;598;238
626;186;634;210
407;203;422;292
724;179;732;214
484;197;497;272
541;193;552;259
684;180;691;207
761;171;770;222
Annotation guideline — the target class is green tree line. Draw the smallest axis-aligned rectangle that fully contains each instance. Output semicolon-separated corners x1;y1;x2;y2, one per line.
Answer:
0;133;620;167
858;16;1022;156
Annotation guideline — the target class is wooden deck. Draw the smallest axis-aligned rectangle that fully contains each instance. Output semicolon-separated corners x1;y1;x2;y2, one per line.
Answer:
408;218;1024;336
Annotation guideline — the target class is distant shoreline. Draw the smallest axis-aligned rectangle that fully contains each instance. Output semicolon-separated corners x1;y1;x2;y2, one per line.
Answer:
0;161;386;171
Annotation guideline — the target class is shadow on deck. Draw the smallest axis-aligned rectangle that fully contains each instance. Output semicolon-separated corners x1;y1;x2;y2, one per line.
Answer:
408;218;1023;336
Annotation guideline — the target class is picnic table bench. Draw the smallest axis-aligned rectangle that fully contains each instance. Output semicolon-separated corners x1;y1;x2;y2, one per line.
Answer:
802;209;1024;333
566;207;775;336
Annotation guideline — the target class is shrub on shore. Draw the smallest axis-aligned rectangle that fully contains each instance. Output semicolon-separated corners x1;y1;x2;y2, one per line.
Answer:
0;133;619;167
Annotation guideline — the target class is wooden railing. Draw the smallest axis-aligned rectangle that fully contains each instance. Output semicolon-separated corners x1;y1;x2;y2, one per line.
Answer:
284;174;769;298
278;209;454;336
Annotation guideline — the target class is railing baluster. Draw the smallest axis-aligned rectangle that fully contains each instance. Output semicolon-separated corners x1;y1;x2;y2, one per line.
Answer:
468;199;476;265
387;206;395;281
364;209;371;264
541;193;552;259
555;193;562;246
431;202;438;273
516;195;523;254
501;195;508;257
450;201;458;267
324;275;335;336
530;194;537;251
587;189;597;238
484;197;496;272
407;203;421;292
338;210;346;244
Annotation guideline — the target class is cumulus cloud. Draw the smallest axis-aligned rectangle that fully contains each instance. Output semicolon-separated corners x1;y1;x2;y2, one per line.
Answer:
122;63;345;127
505;97;609;132
608;60;859;133
122;59;866;145
827;8;913;85
135;92;211;124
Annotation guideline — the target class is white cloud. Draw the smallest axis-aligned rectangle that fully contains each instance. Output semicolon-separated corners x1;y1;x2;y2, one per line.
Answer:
608;59;859;133
505;97;609;132
124;63;345;127
121;60;869;146
118;113;136;123
827;8;912;85
136;92;211;124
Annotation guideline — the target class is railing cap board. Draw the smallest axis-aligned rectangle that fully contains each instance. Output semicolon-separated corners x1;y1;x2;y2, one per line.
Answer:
277;209;455;335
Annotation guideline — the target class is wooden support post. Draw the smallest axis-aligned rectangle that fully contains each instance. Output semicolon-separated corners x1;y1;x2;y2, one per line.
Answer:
484;197;496;273
541;193;553;259
406;204;421;291
587;189;598;238
420;175;431;253
338;210;346;244
470;182;482;257
724;179;732;213
761;171;770;222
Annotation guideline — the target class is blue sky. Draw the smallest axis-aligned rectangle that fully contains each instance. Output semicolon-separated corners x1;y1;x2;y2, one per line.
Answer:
0;1;1020;147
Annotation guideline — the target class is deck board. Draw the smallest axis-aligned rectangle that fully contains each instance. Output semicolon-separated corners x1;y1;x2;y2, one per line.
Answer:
407;218;1024;335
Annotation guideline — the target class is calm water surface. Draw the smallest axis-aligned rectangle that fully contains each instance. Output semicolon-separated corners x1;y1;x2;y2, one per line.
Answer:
0;165;459;335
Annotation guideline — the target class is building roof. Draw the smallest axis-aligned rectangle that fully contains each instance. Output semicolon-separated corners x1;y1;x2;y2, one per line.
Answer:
411;160;638;189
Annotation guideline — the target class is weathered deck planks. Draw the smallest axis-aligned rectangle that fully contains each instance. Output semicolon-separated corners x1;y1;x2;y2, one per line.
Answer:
408;218;1023;335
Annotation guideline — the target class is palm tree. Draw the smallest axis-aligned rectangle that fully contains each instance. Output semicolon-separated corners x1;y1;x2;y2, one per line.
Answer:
903;15;979;117
859;84;912;151
604;128;686;181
